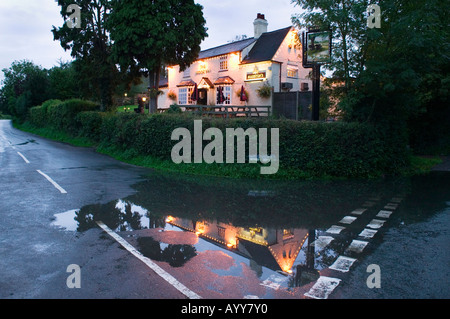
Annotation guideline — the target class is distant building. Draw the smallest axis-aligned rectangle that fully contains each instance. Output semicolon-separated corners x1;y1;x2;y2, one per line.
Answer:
158;14;312;111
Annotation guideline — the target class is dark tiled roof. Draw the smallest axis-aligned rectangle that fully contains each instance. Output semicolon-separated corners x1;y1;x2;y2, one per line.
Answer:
241;26;292;64
198;37;257;60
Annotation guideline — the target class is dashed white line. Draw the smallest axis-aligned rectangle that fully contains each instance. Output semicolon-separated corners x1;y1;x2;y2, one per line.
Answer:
326;225;346;234
329;256;357;272
339;216;357;224
358;228;378;239
351;208;367;215
376;210;393;218
96;221;201;299
305;276;341;299
367;219;386;229
311;236;334;250
36;170;67;194
345;240;369;254
17;152;30;164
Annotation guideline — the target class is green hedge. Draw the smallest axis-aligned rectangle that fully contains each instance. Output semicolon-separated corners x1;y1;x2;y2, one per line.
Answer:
26;101;410;179
29;99;99;133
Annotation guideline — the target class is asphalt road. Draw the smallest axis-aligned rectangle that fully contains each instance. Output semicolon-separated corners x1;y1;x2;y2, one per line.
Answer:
0;120;185;299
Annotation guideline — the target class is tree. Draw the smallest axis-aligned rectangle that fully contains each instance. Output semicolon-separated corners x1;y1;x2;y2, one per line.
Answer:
108;0;208;113
0;60;49;119
292;0;450;153
292;0;371;96
52;0;119;111
48;61;80;101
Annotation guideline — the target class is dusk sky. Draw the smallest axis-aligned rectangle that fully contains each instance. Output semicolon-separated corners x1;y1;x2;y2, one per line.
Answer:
0;0;302;83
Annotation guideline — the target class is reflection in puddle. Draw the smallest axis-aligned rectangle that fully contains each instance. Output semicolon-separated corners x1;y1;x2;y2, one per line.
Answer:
50;171;450;293
51;209;78;231
137;237;197;267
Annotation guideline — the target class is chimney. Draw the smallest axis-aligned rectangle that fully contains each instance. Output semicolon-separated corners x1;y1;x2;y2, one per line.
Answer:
253;13;268;39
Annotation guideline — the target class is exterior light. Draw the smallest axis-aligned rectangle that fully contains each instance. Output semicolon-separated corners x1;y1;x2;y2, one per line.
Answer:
142;97;147;102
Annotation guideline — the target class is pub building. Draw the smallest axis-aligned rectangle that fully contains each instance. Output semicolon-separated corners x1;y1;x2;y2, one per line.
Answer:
158;14;312;113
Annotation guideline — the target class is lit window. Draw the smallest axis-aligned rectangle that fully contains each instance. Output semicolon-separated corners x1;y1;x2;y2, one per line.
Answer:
219;55;228;71
216;85;232;105
287;67;298;78
178;87;193;105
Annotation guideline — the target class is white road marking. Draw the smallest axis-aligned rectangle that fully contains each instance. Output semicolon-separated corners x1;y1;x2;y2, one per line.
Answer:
351;208;367;215
311;236;334;250
17;152;30;164
304;276;341;299
326;225;345;234
345;240;369;254
36;170;67;194
96;221;201;299
367;219;385;229
329;256;357;272
358;228;378;239
376;210;393;219
339;216;357;224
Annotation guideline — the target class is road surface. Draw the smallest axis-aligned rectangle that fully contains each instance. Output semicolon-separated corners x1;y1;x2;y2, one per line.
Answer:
0;120;185;299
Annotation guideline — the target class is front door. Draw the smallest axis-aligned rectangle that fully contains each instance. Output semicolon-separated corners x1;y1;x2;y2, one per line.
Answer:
198;89;208;105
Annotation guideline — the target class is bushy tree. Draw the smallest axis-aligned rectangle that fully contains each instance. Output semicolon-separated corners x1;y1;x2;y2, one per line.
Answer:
0;60;49;119
292;0;450;153
108;0;208;113
52;0;119;111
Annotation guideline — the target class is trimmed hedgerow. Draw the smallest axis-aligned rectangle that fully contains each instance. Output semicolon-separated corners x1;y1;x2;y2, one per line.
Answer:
26;100;410;179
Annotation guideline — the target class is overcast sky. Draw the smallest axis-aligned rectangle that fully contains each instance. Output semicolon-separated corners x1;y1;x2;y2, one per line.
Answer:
0;0;302;83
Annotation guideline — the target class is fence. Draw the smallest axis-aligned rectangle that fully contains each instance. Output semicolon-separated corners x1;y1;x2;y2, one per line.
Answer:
159;105;271;118
272;91;312;120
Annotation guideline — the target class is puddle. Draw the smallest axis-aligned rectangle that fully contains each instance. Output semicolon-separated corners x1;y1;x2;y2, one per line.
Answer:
49;170;450;296
15;139;38;146
51;209;79;231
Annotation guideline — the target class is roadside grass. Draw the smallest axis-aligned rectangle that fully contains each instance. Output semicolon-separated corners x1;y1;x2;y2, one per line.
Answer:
407;155;443;175
13;121;94;148
13;116;442;180
0;112;12;120
95;144;314;180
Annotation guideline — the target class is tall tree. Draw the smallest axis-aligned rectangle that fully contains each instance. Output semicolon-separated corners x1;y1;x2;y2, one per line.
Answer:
52;0;118;111
108;0;208;113
292;0;450;153
0;60;49;119
292;0;371;96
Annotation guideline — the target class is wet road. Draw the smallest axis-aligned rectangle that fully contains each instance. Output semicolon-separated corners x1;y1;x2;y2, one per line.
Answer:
0;120;185;298
1;119;449;300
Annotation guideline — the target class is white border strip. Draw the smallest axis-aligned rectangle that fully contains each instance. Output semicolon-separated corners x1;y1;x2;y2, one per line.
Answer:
305;276;341;299
17;152;30;164
96;221;201;299
36;170;67;194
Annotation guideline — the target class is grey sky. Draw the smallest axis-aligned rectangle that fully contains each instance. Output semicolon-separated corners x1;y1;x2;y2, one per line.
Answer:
0;0;302;83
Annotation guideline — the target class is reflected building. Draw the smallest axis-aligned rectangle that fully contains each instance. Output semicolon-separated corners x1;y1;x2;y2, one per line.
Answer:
166;216;309;274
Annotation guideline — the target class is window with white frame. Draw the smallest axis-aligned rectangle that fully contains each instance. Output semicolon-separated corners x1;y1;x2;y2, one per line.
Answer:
219;55;228;71
287;66;298;78
216;85;232;105
178;87;193;105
